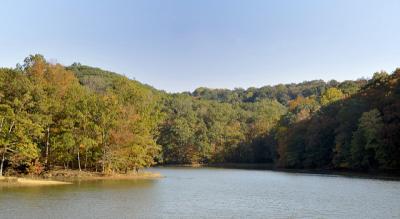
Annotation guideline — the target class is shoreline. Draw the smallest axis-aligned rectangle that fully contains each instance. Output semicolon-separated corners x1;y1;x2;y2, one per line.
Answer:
42;169;163;181
0;176;72;186
2;163;399;186
157;163;400;181
0;169;162;187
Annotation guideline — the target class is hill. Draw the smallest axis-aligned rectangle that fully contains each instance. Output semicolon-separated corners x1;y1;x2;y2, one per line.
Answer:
0;54;399;177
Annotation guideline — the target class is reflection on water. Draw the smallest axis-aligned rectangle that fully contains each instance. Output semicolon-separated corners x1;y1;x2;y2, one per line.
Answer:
1;167;399;219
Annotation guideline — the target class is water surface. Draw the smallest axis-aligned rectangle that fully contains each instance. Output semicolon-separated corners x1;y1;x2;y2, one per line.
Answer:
1;167;399;218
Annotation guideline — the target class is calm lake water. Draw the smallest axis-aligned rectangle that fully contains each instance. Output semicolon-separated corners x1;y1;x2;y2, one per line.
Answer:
0;167;399;219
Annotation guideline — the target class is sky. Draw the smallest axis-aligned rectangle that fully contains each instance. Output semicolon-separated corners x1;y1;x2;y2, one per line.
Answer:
1;0;399;92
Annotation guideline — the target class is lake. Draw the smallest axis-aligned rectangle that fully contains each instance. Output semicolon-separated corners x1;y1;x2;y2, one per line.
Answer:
1;167;399;219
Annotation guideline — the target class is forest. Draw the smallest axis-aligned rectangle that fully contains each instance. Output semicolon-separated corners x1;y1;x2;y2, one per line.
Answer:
0;54;399;176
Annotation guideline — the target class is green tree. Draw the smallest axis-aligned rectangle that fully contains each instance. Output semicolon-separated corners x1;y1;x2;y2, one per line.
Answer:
0;68;42;175
350;109;383;169
321;88;344;105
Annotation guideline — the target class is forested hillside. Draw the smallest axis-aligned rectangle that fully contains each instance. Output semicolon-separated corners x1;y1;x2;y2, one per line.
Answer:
0;55;163;176
0;54;399;176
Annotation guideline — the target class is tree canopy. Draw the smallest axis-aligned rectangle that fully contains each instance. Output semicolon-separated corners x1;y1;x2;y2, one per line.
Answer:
0;54;399;176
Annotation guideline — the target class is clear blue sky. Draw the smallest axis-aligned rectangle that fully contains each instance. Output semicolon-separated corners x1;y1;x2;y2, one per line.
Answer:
1;0;399;92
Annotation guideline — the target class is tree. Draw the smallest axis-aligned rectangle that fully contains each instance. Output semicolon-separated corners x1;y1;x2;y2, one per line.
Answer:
1;54;399;175
321;88;344;105
0;68;42;175
350;109;384;169
94;93;119;173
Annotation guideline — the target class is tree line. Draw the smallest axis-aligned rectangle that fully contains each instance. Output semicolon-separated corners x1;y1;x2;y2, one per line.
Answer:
0;54;399;176
0;55;162;176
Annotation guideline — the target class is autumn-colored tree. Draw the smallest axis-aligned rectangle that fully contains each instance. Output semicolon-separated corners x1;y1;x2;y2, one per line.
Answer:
321;87;345;105
0;55;399;175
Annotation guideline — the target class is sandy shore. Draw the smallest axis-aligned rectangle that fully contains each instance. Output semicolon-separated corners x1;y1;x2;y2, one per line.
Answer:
16;178;72;185
0;170;162;187
42;169;163;181
0;176;72;186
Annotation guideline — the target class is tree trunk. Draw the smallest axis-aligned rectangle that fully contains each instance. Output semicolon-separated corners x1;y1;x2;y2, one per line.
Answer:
101;130;106;173
84;148;88;170
0;148;5;177
45;126;50;170
1;121;14;177
0;118;3;176
102;148;106;173
77;149;81;172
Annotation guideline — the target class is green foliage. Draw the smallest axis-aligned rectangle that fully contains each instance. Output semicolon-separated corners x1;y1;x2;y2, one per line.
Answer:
0;68;42;175
276;70;400;171
0;55;163;175
350;109;384;169
321;88;345;105
0;54;399;175
158;94;286;164
351;109;385;168
191;80;366;105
